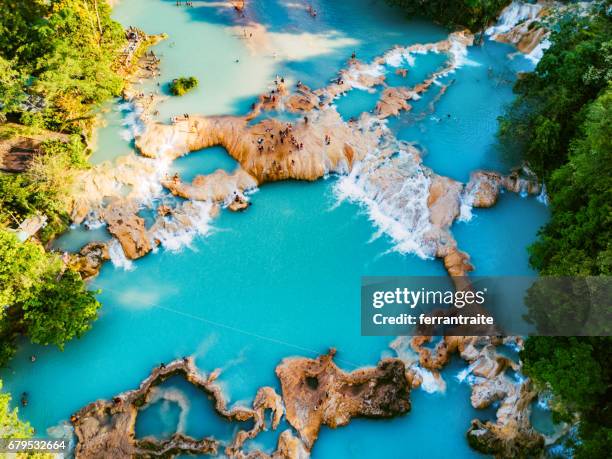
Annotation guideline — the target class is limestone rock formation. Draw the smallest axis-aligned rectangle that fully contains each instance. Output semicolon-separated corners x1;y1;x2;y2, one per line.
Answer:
467;380;545;458
465;171;501;208
162;168;257;204
407;336;544;458
375;87;414;118
71;357;284;459
465;169;541;210
72;352;413;458
272;430;310;459
103;202;151;259
276;349;411;450
69;241;110;280
136;110;377;184
228;194;250;212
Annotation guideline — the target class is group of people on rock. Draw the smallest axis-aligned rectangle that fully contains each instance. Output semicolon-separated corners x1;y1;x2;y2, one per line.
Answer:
255;121;307;155
176;1;194;6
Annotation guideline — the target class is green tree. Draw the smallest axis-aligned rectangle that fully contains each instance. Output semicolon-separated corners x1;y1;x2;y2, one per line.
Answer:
0;56;26;118
386;0;510;31
0;0;127;132
528;89;612;276
498;10;612;459
0;230;100;366
498;15;612;179
23;268;100;348
0;380;33;438
0;230;47;312
521;337;612;457
169;76;199;96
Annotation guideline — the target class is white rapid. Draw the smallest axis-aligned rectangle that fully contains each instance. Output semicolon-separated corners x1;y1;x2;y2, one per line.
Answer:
335;147;435;259
485;1;544;37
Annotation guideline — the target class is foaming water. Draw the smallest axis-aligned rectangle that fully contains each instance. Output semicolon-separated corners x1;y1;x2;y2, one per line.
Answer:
334;149;434;259
149;200;216;252
485;1;543;37
108;238;134;270
1;1;552;457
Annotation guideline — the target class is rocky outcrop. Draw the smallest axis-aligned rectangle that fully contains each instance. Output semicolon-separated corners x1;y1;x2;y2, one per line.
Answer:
72;357;284;459
276;349;411;450
162;168;257;204
465;171;502;208
426;175;474;277
136;110;378;185
375;87;414;118
465;168;541;210
285;83;321;113
272;430;310;459
69;241;110;280
406;336;544;458
103;202;151;259
228;194;250;212
73;352;411;458
467;380;545;458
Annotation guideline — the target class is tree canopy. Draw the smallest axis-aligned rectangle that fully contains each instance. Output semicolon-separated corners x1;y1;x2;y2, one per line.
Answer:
0;0;126;132
386;0;510;31
498;8;612;458
498;14;611;180
0;230;100;365
0;380;33;438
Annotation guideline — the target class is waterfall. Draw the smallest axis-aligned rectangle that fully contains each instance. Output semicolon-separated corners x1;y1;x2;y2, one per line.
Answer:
334;149;435;259
108;238;134;270
485;1;543;38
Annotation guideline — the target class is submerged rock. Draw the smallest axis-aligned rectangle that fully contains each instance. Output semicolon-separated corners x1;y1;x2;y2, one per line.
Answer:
276;349;411;450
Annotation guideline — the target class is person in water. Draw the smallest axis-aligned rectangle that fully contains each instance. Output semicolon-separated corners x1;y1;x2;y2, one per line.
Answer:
21;392;28;407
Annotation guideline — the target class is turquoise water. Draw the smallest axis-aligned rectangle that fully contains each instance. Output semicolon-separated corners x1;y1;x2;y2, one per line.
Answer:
90;99;141;165
170;146;238;182
1;1;552;457
335;88;382;120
